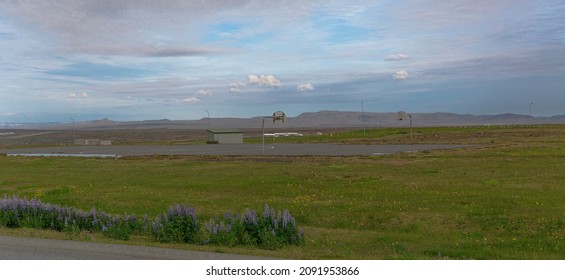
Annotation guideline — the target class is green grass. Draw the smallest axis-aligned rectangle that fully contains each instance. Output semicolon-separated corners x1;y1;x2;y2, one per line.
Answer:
252;124;564;145
1;125;565;259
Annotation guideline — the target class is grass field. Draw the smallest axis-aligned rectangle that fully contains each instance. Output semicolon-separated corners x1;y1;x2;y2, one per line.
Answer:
1;125;565;259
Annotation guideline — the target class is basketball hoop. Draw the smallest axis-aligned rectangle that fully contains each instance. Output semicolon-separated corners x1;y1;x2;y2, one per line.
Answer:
272;111;286;123
396;111;407;121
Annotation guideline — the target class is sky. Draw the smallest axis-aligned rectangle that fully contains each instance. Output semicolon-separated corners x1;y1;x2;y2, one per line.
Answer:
1;0;564;122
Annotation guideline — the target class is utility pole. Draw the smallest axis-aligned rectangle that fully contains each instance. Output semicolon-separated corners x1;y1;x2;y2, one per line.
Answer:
70;118;75;145
262;111;286;155
408;114;413;145
361;101;366;136
204;110;210;129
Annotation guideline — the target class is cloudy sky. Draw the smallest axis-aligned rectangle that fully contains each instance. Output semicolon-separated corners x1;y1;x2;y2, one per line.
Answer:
1;0;564;122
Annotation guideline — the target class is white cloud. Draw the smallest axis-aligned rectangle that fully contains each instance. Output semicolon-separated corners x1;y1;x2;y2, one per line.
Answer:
247;74;283;88
195;89;213;96
67;92;89;99
297;83;315;92
181;97;200;103
385;53;409;61
393;70;409;80
229;74;283;93
228;82;246;93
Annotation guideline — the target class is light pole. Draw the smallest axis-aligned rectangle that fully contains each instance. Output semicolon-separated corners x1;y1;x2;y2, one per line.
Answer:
361;101;366;136
407;114;413;145
529;102;534;116
70;118;75;145
204;110;210;129
262;111;286;155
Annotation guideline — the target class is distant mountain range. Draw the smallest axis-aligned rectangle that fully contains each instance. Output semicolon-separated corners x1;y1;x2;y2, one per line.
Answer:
3;111;565;130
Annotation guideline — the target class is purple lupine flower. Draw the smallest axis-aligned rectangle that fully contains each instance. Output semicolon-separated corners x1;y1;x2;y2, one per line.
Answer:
176;205;182;217
245;209;258;226
167;206;174;218
184;205;197;224
142;214;149;231
270;207;276;223
179;204;186;216
175;204;181;216
263;204;270;218
30;199;39;214
208;218;215;232
91;207;98;226
282;210;288;229
276;210;282;226
151;222;159;235
229;214;235;226
9;196;18;211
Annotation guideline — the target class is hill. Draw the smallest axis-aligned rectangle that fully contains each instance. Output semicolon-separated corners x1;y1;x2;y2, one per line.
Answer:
4;111;565;130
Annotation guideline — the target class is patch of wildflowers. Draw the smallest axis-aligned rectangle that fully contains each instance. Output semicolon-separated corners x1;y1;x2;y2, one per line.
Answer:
0;196;302;249
207;204;303;248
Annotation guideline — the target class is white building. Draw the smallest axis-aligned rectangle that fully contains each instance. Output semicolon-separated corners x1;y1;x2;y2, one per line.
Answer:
207;129;243;144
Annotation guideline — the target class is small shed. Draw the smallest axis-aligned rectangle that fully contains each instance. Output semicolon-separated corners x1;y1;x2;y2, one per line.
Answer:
207;129;243;144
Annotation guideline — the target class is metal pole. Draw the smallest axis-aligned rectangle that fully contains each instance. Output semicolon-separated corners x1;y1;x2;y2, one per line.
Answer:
361;101;366;136
70;118;75;145
529;102;533;116
262;117;270;155
408;114;413;145
204;110;210;129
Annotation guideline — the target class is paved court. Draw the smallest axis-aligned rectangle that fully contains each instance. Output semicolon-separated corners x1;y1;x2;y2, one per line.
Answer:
1;143;470;157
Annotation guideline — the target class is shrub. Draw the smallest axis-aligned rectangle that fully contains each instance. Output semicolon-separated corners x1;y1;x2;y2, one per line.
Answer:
0;195;138;239
150;204;199;243
207;213;253;246
207;204;303;249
